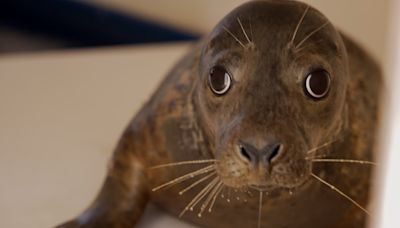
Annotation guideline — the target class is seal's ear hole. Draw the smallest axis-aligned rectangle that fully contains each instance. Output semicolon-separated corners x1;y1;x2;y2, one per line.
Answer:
208;65;232;95
304;69;331;99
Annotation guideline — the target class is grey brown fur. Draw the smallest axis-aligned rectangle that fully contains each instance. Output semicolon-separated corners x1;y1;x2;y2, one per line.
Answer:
57;1;381;227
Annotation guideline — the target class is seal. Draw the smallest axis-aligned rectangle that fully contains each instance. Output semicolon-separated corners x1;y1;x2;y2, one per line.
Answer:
57;1;381;227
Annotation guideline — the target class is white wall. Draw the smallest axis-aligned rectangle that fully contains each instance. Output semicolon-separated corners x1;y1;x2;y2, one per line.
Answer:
372;0;400;227
82;0;389;63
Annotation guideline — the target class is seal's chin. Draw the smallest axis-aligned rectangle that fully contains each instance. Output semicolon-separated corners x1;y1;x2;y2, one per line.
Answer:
248;184;272;192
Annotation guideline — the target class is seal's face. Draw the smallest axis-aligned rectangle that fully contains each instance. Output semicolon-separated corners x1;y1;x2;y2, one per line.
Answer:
195;1;348;192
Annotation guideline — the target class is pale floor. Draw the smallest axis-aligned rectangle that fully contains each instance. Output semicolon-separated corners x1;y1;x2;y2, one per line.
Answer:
0;43;198;228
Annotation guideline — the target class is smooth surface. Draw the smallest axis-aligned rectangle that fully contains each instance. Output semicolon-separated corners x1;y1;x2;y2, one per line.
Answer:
82;0;389;63
0;43;197;228
373;0;400;227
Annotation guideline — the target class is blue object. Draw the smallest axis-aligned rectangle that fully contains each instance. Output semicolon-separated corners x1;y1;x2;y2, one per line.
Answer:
0;0;200;48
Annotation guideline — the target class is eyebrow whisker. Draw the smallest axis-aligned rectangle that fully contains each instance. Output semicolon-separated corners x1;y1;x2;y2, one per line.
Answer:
223;26;246;48
295;21;329;49
290;6;310;45
237;17;252;45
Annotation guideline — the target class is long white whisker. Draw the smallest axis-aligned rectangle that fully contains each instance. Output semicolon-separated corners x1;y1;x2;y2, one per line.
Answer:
258;190;263;228
237;17;252;44
179;172;216;195
307;153;330;160
179;177;219;217
311;173;370;216
295;21;329;49
223;26;246;48
309;158;377;166
190;177;220;212
306;138;340;155
152;165;215;192
290;6;310;44
198;181;223;217
150;159;217;169
208;184;224;213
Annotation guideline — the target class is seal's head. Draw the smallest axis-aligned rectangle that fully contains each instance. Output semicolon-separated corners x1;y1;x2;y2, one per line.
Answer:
195;0;349;191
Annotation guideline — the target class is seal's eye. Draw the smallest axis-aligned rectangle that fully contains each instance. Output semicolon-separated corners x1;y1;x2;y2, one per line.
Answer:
305;70;331;99
209;66;232;95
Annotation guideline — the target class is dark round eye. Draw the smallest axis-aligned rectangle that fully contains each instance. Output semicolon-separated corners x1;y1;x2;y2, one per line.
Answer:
208;66;232;95
305;70;331;99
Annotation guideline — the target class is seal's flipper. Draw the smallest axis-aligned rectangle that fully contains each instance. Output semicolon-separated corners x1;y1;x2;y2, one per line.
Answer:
56;130;149;228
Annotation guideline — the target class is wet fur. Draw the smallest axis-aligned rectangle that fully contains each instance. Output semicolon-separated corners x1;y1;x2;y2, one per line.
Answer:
57;1;381;228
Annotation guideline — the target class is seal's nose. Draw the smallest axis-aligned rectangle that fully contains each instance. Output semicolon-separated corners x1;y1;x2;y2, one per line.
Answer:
238;141;282;167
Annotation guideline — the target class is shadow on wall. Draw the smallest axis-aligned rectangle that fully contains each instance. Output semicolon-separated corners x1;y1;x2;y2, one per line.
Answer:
0;0;200;54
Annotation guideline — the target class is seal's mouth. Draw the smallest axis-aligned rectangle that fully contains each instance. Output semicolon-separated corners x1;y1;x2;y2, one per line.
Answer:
214;144;311;191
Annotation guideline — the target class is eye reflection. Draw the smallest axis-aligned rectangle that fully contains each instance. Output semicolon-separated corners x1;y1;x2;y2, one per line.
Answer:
209;66;232;95
305;69;331;99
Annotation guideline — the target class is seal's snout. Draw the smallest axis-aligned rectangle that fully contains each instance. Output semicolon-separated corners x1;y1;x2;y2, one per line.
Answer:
237;141;283;169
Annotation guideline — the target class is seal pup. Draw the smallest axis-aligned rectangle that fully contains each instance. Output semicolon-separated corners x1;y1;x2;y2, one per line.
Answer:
57;0;381;227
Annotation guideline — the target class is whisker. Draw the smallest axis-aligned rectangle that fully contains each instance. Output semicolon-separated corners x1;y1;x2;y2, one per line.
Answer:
179;177;219;217
150;159;217;169
152;165;215;192
208;184;224;213
295;21;329;49
307;153;330;160
306;138;341;155
190;177;220;212
249;17;254;44
258;190;263;228
308;158;377;166
198;181;223;217
237;17;252;44
223;26;246;48
290;6;310;45
179;171;216;195
311;173;370;216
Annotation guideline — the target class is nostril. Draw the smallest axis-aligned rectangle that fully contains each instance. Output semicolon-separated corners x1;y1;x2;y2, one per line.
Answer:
268;144;282;162
240;145;252;162
237;142;281;164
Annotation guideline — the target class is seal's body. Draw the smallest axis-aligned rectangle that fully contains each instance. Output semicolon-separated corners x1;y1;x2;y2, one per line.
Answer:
58;1;381;228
